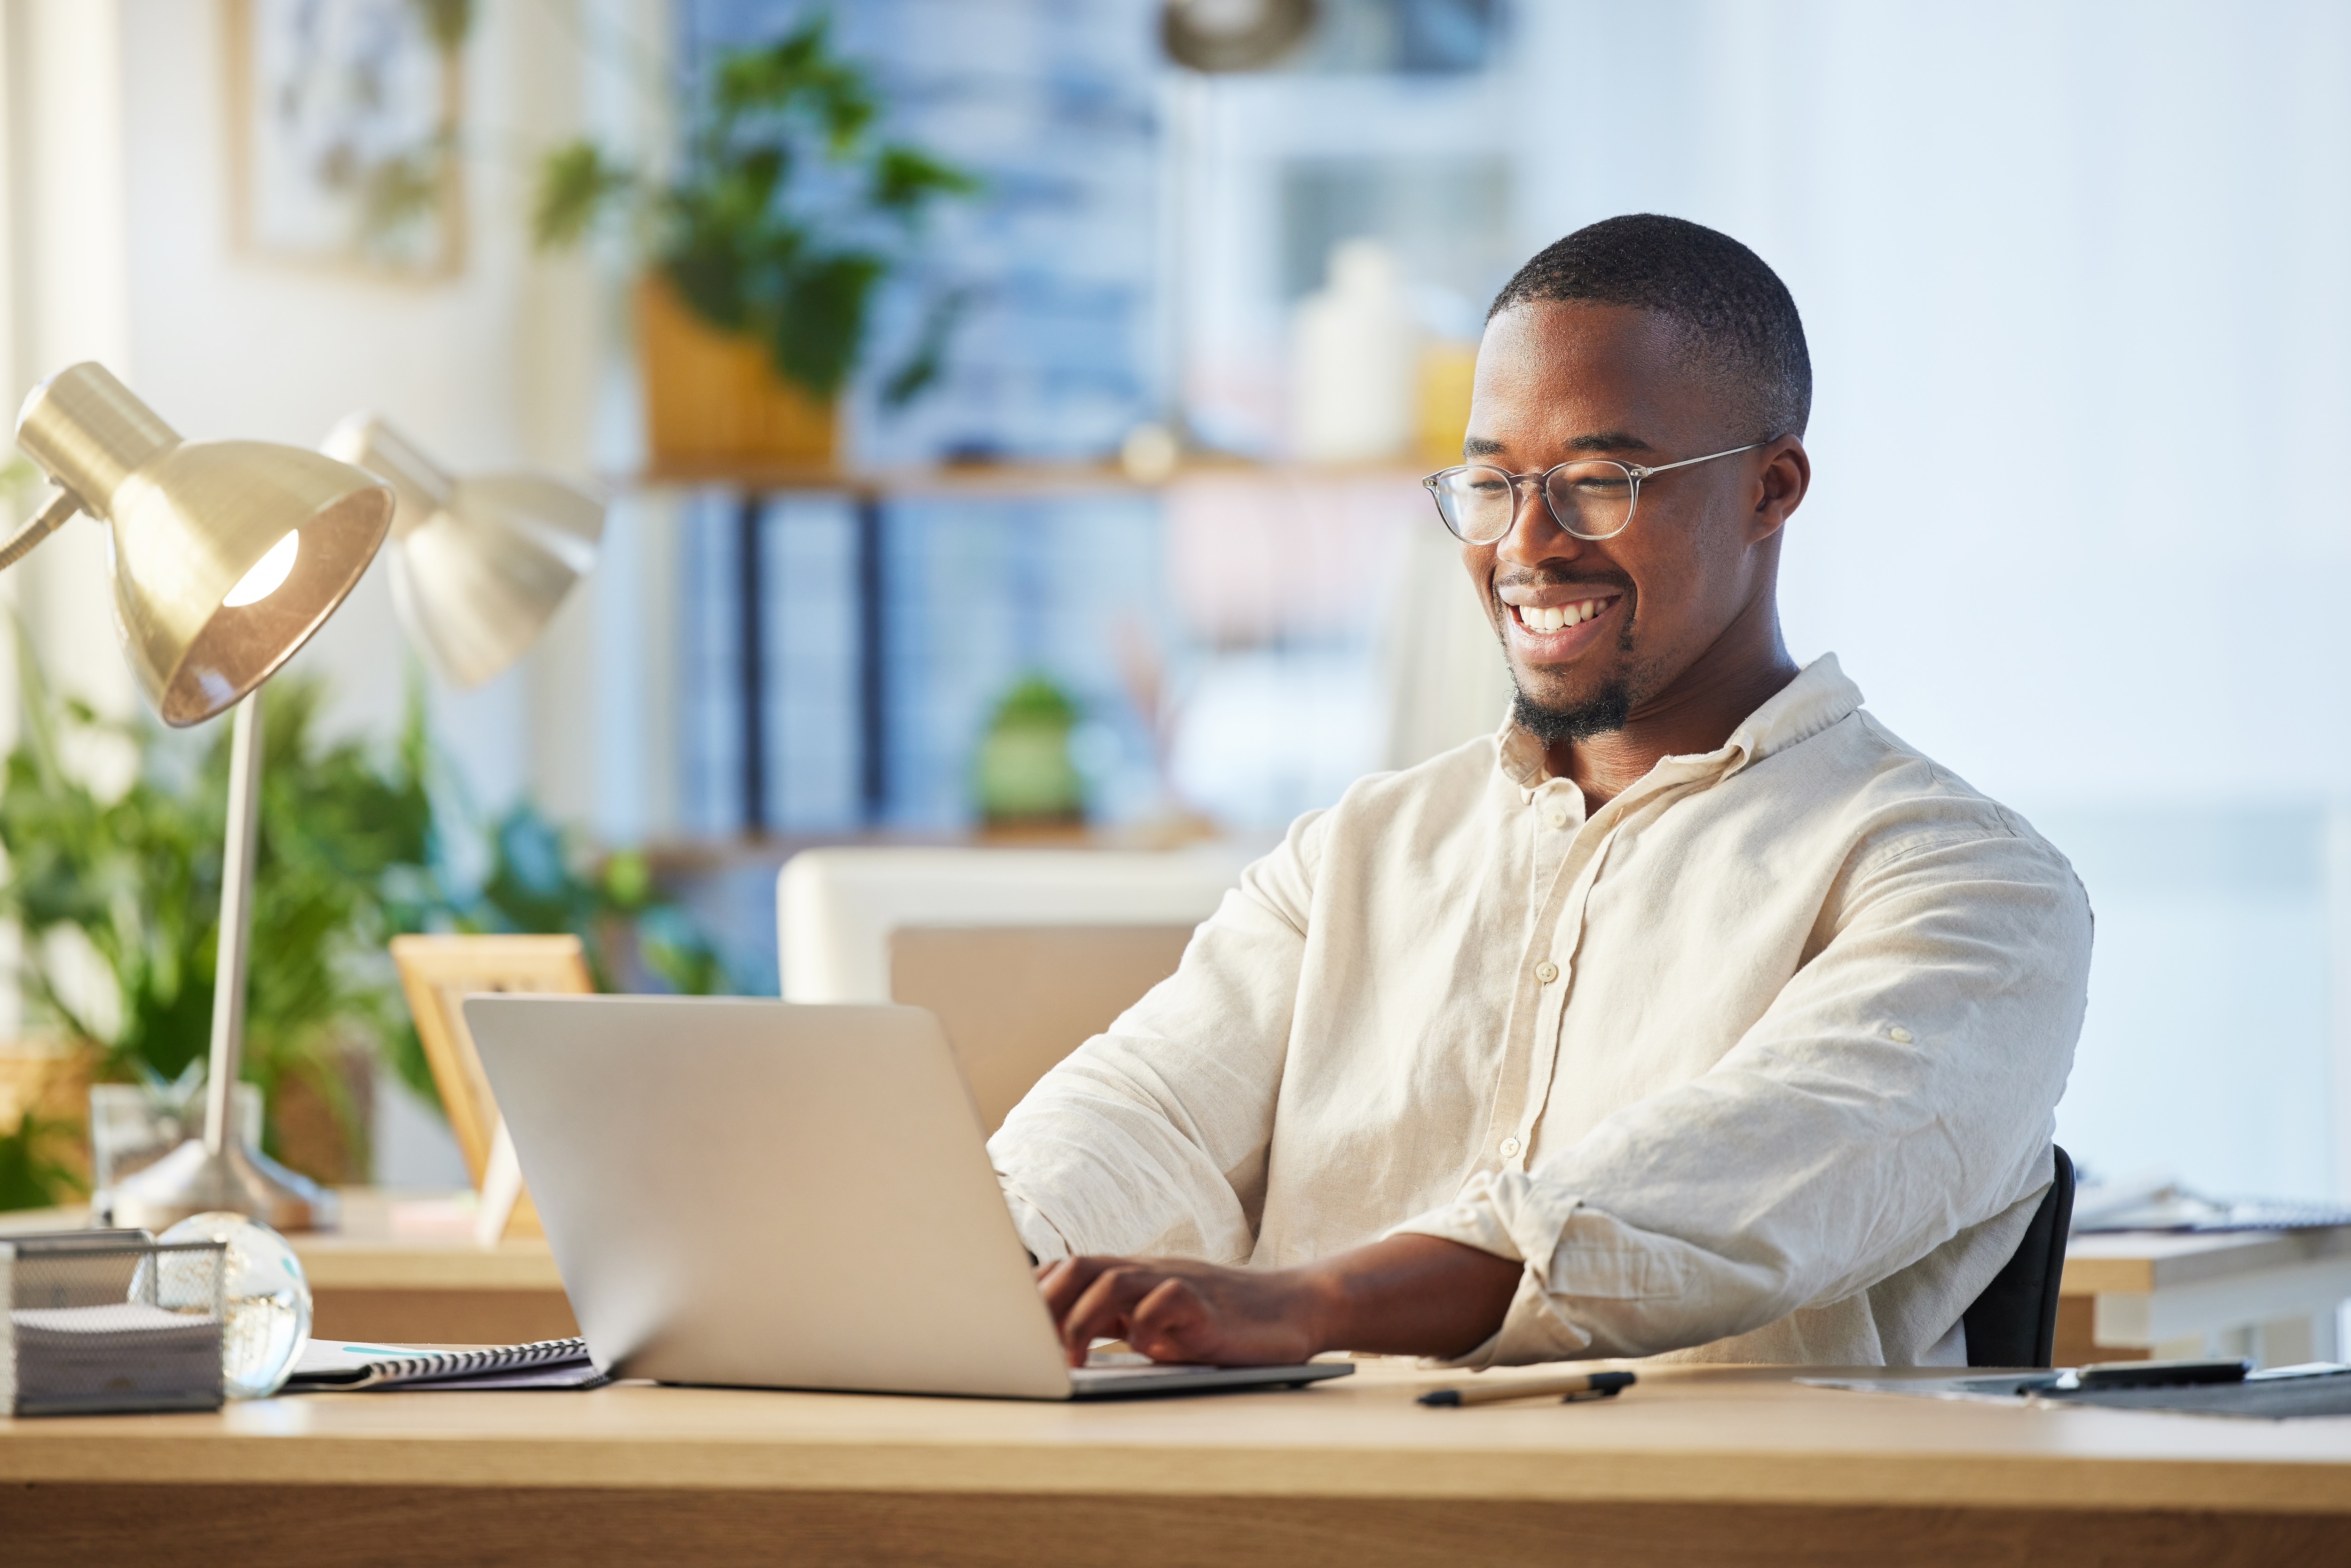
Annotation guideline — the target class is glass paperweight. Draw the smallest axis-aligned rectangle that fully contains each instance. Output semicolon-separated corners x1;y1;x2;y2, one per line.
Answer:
158;1211;313;1399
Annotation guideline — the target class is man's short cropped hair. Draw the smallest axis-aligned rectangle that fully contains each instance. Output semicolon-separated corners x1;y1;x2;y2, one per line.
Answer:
1489;214;1812;441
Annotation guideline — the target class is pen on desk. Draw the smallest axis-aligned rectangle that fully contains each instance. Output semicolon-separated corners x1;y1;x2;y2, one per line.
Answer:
1418;1370;1637;1408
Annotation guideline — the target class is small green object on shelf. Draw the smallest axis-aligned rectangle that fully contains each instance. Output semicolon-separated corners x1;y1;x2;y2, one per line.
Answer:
975;675;1086;827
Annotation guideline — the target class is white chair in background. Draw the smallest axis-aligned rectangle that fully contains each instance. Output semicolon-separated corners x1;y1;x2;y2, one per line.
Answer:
777;845;1252;1004
776;845;1255;1129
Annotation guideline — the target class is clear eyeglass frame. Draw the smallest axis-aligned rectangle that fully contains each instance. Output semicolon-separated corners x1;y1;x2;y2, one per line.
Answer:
1421;442;1766;544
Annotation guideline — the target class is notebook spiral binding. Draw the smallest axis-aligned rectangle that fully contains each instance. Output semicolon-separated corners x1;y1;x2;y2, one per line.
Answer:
372;1337;588;1386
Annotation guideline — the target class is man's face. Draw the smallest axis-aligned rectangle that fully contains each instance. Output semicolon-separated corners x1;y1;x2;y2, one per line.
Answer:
1460;301;1798;738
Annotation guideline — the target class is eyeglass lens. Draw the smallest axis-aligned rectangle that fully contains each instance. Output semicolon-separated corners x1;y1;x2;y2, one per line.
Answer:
1430;463;1635;544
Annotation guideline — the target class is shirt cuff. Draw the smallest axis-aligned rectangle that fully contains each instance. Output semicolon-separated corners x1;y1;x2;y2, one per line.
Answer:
1388;1170;1692;1366
1005;1193;1074;1264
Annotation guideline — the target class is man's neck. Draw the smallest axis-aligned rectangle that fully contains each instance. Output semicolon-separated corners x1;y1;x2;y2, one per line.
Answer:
1543;601;1800;812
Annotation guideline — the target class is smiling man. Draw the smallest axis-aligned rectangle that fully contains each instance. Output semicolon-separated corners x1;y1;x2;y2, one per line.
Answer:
990;214;2092;1369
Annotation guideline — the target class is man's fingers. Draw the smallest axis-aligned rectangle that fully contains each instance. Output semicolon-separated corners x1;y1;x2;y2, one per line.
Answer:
1034;1256;1232;1368
1125;1276;1209;1363
1058;1265;1160;1365
1036;1255;1113;1318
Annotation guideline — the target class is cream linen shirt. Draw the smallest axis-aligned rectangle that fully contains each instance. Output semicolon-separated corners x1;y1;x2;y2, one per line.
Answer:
989;655;2092;1367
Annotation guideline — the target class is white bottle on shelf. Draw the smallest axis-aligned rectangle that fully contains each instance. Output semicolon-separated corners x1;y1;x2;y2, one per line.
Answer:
1289;238;1421;464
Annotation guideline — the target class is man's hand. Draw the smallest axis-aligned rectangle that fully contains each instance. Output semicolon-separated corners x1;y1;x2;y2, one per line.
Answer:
1035;1234;1523;1368
1036;1255;1324;1367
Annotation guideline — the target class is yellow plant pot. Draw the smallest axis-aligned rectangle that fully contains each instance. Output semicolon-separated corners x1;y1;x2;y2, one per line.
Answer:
637;275;839;473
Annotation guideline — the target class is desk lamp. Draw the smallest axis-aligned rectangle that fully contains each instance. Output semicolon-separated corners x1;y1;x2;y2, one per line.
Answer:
5;362;394;1230
322;414;603;688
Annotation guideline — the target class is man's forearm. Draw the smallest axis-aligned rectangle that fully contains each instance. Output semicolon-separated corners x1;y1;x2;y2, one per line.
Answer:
1302;1233;1523;1359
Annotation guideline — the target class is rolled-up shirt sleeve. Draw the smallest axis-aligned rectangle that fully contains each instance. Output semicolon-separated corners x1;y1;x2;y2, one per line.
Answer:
1390;827;2092;1366
990;813;1323;1265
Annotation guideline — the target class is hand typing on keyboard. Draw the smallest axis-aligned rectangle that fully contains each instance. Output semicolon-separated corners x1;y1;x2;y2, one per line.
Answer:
1033;1235;1520;1370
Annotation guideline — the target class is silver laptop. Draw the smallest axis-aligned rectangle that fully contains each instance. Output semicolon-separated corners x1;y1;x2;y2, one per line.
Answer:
464;993;1352;1401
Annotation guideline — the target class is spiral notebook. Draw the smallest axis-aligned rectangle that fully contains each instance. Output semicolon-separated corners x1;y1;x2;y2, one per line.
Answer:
285;1336;609;1392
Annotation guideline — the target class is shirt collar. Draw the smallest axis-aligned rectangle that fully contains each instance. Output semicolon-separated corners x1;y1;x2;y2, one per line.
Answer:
1492;654;1864;801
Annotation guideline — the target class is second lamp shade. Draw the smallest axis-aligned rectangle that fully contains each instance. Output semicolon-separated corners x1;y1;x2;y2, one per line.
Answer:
323;416;604;688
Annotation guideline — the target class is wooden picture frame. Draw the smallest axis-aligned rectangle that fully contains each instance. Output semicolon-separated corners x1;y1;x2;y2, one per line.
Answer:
224;0;470;280
390;934;594;1240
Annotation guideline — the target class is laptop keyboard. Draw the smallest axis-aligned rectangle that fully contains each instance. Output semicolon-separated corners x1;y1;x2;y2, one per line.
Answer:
1071;1356;1206;1382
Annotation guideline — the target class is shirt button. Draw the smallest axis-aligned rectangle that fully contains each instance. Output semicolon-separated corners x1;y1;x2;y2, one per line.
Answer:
1888;1026;1914;1043
1499;1136;1522;1159
1547;808;1569;828
1535;961;1560;984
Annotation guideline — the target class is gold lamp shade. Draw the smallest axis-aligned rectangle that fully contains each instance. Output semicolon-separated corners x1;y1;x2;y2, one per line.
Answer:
13;363;393;726
323;413;603;688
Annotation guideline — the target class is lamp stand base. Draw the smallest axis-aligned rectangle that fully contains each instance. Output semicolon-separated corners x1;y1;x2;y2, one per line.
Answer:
103;1136;339;1233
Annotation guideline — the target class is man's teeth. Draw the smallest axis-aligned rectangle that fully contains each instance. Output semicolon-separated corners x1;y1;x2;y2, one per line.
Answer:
1519;599;1611;633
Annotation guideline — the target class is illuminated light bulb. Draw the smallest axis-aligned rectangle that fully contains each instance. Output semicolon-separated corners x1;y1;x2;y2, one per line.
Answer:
222;530;300;607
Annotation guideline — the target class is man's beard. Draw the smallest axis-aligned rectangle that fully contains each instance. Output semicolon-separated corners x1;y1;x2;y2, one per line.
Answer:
1511;678;1633;744
1494;580;1641;744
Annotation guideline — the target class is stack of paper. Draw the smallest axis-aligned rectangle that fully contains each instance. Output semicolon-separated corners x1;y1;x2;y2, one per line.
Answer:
6;1300;224;1416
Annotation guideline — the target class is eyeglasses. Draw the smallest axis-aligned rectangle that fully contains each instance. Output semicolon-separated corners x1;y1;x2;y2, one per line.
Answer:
1422;442;1764;544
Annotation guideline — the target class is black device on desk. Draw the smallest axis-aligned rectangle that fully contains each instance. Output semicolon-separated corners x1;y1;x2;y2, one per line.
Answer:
2036;1358;2351;1418
2070;1358;2253;1390
1812;1358;2351;1419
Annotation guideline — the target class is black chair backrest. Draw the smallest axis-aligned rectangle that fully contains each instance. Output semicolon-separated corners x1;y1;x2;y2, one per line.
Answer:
1963;1144;2075;1368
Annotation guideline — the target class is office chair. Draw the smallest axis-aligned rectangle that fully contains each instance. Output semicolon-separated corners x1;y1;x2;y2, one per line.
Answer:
1962;1145;2076;1367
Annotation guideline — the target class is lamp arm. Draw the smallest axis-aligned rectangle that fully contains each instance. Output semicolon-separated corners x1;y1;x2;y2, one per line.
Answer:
201;694;265;1157
0;490;82;571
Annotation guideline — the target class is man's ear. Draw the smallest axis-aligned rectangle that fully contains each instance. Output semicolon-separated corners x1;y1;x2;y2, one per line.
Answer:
1750;437;1810;543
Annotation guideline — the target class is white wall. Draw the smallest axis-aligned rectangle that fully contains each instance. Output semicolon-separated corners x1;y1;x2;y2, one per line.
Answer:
0;0;676;1181
1513;0;2351;808
1;0;138;740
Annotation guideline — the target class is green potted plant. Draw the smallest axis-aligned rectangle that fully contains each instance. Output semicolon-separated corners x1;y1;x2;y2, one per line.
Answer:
974;674;1088;830
0;642;439;1190
533;14;978;470
0;630;734;1210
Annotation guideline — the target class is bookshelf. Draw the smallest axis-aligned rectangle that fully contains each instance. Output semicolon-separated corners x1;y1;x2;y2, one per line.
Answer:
614;458;1429;838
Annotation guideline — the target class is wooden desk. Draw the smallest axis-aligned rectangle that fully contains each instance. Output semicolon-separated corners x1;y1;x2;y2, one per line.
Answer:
290;1191;576;1344
5;1360;2350;1566
2059;1229;2351;1368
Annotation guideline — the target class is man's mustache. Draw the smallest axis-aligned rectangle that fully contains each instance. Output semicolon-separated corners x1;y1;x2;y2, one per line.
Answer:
1493;569;1634;594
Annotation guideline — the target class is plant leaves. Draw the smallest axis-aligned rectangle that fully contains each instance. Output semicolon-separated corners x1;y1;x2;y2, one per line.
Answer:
0;1107;85;1212
764;249;886;398
0;630;739;1161
871;144;981;215
881;287;973;410
408;0;475;55
644;20;977;407
533;141;638;251
712;15;877;154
